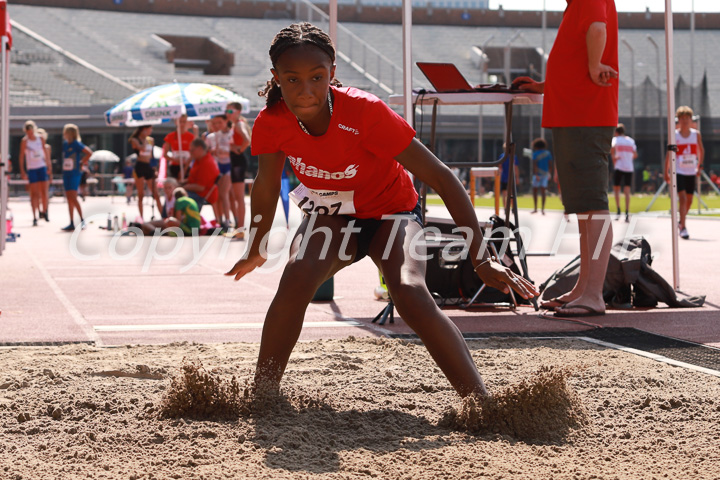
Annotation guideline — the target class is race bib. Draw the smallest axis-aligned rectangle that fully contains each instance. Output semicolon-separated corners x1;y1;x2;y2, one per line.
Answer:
31;150;43;160
172;150;190;161
289;184;356;215
678;154;696;169
63;158;74;171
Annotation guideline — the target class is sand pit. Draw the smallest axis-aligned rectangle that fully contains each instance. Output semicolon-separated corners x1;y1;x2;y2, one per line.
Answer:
1;337;720;479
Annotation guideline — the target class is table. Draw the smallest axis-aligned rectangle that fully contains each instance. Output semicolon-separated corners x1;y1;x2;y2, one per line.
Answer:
389;91;543;293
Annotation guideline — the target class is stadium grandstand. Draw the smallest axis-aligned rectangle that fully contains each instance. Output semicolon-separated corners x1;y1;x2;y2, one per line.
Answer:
3;0;719;184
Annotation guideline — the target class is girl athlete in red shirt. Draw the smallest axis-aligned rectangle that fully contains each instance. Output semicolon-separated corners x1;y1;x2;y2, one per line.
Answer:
227;23;538;398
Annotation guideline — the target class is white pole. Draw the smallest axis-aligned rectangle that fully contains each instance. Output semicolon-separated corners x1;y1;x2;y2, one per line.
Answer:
478;35;494;163
329;0;338;48
401;0;413;122
647;35;664;175
621;39;635;138
0;35;9;255
690;0;695;106
540;0;546;140
665;0;680;290
177;119;184;182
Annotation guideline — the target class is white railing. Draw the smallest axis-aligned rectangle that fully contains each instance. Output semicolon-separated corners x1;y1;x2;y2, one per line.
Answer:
294;0;403;94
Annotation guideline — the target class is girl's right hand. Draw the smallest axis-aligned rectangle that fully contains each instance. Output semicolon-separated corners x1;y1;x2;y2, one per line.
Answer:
225;253;267;281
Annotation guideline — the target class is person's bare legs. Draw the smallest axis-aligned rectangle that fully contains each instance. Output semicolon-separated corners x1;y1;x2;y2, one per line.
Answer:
624;185;631;220
29;183;40;223
40;180;49;218
532;187;538;213
231;182;246;230
369;219;487;398
613;186;621;217
254;214;356;391
218;174;231;226
65;190;83;226
135;177;145;219
679;191;692;230
151;179;162;219
559;210;612;314
138;217;181;235
540;186;547;214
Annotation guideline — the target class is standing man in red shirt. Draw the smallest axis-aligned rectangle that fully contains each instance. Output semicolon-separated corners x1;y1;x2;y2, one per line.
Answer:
514;0;618;318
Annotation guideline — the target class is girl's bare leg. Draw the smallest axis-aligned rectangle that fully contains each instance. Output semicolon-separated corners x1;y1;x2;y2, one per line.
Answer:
232;182;246;230
254;214;356;390
40;181;49;217
135;178;145;219
219;174;231;225
368;219;488;398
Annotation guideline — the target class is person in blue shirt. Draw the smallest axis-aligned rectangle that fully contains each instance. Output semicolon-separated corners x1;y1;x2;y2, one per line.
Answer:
61;124;93;231
531;138;554;215
497;144;519;209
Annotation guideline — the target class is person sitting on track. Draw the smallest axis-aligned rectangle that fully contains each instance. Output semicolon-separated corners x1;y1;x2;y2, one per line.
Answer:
226;22;539;398
134;187;201;236
181;138;220;211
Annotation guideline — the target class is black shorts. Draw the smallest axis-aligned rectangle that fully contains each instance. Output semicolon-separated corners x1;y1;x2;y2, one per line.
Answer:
134;161;155;181
613;170;633;188
168;164;182;180
343;201;423;264
230;151;248;184
676;174;696;195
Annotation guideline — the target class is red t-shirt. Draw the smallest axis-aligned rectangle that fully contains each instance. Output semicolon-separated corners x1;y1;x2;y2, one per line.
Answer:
543;0;618;128
186;152;219;204
252;86;417;219
163;131;195;165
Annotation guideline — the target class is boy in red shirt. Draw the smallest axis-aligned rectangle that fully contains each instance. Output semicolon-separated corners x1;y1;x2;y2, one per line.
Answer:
162;114;195;180
515;0;618;318
226;23;538;399
182;138;220;209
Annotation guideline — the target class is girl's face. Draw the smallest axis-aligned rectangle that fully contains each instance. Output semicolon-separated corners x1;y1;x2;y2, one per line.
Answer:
25;126;35;139
272;44;335;122
142;126;153;137
63;132;73;142
212;116;226;132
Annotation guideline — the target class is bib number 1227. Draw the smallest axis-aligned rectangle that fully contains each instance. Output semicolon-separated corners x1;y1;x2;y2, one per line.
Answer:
289;184;356;215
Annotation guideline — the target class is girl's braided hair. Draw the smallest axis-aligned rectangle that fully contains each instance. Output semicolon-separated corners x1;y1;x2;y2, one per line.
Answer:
260;22;342;108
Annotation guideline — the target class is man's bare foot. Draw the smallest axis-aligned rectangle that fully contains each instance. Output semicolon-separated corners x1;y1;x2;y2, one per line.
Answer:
560;296;606;316
531;209;538;214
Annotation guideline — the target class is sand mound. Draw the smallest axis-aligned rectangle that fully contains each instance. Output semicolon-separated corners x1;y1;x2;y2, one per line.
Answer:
159;360;250;420
441;366;589;442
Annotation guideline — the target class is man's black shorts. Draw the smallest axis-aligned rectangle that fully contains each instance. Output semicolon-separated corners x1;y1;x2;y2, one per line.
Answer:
677;174;696;195
613;170;633;188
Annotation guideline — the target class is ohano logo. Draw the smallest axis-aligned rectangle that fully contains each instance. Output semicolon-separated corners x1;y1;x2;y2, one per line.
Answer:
288;156;359;180
338;123;360;135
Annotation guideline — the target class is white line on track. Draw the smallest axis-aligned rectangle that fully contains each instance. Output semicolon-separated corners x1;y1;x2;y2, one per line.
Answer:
23;244;104;346
94;320;361;332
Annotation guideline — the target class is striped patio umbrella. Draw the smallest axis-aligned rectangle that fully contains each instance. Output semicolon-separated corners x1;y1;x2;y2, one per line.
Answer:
104;82;250;127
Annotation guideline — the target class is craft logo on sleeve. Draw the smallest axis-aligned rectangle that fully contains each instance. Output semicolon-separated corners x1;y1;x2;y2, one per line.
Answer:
288;155;359;180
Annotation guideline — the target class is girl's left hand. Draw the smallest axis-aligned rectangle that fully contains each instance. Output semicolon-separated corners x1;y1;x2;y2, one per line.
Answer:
474;259;539;300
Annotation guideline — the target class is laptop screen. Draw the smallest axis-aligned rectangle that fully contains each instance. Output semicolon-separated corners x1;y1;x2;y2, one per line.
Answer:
416;62;473;93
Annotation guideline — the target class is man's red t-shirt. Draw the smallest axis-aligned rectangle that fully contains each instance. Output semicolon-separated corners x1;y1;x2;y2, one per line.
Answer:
251;86;418;219
186;152;219;204
543;0;618;128
163;131;195;166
